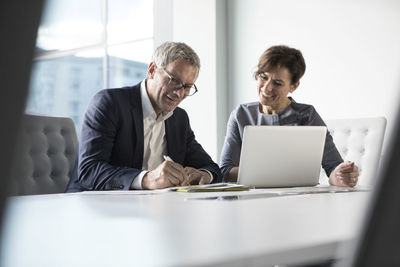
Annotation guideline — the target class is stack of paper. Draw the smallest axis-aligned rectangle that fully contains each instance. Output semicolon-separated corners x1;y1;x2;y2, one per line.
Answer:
169;183;250;192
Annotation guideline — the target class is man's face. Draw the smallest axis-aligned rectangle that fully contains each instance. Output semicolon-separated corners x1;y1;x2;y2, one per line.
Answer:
146;59;198;116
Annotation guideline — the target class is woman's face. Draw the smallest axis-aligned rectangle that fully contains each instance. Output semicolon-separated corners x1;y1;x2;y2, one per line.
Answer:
257;67;299;114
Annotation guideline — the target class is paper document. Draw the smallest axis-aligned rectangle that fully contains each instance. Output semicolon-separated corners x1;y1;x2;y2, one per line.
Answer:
166;183;250;192
255;185;370;195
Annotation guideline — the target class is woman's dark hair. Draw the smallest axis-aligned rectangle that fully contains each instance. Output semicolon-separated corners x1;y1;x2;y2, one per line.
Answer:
254;45;306;85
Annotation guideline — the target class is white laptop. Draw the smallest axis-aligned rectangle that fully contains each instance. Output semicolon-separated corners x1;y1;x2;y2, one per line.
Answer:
237;126;327;188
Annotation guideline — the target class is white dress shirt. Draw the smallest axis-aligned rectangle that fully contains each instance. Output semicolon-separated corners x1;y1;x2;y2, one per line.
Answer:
131;80;213;189
131;80;173;189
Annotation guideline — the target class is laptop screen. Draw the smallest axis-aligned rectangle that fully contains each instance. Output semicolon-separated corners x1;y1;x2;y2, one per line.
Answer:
237;126;327;188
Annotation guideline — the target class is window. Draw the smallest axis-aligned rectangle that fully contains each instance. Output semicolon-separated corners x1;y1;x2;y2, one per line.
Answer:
27;0;153;133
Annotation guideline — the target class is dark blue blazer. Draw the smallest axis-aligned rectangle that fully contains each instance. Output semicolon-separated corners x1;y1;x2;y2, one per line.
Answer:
66;82;221;192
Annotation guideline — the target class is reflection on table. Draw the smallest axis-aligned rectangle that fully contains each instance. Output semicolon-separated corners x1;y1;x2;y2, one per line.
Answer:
1;186;370;267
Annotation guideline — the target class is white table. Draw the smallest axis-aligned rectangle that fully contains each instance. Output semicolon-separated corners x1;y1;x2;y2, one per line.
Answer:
0;188;370;267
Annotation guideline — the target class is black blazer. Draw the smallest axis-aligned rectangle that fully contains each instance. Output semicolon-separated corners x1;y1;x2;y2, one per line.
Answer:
66;82;221;192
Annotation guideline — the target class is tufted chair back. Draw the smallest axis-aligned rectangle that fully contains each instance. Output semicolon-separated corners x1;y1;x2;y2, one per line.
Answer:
319;117;387;186
8;114;78;196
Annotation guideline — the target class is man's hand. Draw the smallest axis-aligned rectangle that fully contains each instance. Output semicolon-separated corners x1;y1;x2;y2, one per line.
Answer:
184;167;212;185
329;161;359;187
142;160;187;189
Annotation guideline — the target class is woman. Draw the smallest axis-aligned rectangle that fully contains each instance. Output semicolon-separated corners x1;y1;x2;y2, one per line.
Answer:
220;45;359;187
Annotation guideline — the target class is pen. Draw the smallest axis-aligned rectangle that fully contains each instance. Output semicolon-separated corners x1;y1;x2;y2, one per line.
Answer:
163;155;174;162
164;155;190;186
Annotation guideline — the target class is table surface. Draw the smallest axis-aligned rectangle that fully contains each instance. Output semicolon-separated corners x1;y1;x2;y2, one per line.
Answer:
0;187;370;267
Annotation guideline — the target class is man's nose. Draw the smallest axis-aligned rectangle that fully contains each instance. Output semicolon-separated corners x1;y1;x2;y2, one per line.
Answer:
173;87;186;98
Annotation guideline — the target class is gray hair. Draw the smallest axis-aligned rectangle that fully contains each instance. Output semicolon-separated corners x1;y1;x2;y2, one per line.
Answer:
152;42;200;71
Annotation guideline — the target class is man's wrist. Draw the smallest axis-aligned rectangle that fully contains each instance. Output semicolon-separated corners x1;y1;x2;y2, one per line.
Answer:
131;170;148;190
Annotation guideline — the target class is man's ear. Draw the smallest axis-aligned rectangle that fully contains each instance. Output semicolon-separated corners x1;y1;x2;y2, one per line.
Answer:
290;80;300;93
147;62;157;79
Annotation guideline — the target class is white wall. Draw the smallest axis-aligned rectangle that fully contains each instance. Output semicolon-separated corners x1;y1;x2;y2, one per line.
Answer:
171;0;227;162
163;0;400;161
154;0;173;48
228;0;400;154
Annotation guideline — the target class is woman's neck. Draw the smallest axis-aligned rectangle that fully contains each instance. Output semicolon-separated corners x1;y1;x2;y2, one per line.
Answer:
260;98;291;114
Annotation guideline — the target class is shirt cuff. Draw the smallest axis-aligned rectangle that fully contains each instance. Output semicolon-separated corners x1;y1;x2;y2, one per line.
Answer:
130;170;148;190
199;169;213;183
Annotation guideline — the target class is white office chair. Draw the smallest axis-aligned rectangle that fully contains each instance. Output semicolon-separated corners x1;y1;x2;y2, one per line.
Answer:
8;114;78;196
319;117;387;186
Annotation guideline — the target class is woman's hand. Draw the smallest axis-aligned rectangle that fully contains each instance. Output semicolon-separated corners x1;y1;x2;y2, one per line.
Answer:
329;161;359;187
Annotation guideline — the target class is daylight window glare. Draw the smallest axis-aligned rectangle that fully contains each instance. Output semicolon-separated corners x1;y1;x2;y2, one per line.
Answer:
27;0;153;134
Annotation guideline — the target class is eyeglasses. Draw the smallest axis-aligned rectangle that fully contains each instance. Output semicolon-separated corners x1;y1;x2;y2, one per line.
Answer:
161;68;198;96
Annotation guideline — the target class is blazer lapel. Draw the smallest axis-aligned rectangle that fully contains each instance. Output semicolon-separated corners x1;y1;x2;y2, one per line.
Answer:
130;84;144;168
165;119;175;161
165;116;184;165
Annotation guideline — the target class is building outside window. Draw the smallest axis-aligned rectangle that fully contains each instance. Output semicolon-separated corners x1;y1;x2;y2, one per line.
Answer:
26;0;153;133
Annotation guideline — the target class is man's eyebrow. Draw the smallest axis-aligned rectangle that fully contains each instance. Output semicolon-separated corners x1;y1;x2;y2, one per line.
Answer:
170;72;194;86
168;72;180;80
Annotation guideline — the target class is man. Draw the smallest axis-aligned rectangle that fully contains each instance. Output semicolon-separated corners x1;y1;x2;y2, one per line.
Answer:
66;42;221;191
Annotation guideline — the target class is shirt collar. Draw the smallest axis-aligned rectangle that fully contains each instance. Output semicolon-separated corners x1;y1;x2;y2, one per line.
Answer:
140;80;173;120
257;97;296;117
